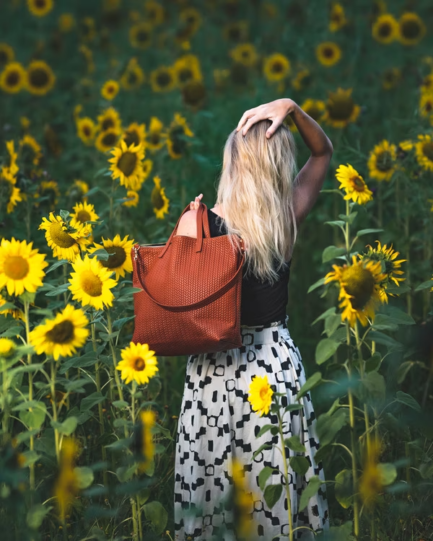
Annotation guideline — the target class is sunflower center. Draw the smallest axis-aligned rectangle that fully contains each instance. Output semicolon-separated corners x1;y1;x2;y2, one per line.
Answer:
183;82;206;106
29;68;49;88
401;19;421;39
3;255;29;280
271;61;283;73
102;132;118;148
378;22;391;38
107;85;115;94
82;125;91;137
156;71;172;87
179;68;193;83
6;70;20;87
46;320;75;344
350;175;365;191
151;187;165;209
127;71;138;85
80;270;103;297
117;151;138;176
328;97;354;120
168;126;186;156
0;176;13;201
101;246;126;269
259;387;268;400
229;28;241;40
343;265;375;310
50;223;77;248
134;357;146;371
305;106;321;121
150;132;160;145
75;210;91;223
323;47;334;58
102;118;114;131
424;101;432;113
137;30;149;43
35;0;46;8
375;151;393;171
422;142;433;162
0;51;8;65
124;130;140;146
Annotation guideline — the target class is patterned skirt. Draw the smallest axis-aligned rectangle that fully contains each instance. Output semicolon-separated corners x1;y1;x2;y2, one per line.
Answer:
174;315;329;541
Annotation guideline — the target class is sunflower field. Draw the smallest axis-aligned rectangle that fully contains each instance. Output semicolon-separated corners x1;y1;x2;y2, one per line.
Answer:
0;0;433;539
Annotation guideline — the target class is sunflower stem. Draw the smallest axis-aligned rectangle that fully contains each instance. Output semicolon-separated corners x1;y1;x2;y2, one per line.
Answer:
354;322;371;456
404;211;412;317
345;199;350;255
24;300;35;492
50;359;60;463
276;398;294;541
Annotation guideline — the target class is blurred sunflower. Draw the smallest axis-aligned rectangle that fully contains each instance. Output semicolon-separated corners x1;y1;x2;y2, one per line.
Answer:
358;438;395;510
39;213;91;261
80;17;97;42
123;190;139;207
372;14;399;44
129;22;152;49
0;169;22;214
0;62;26;94
79;45;95;73
116;342;158;385
173;54;203;87
316;42;342;67
145;117;167;152
151;176;169;219
300;99;326;123
27;0;53;17
292;69;311;91
0;291;24;321
223;21;249;42
141;159;153;182
329;3;347;32
76;117;96;145
150;65;177;93
89;235;134;279
0;337;16;358
137;410;156;474
67;180;89;203
30;305;89;360
398;12;426;46
54;438;80;521
101;80;119;100
26;60;56;95
263;53;291;82
19;134;42;166
229;43;258;68
109;140;145;190
415;134;433;172
58;13;75;32
248;375;273;417
360;240;406;302
367;140;397;181
120;57;145;90
419;92;433;118
336;164;373;205
420;73;433;93
3;140;19;176
122;122;146;148
69;254;117;310
382;67;401;90
0;44;14;67
230;458;257;538
179;7;202;34
70;202;99;226
323;88;360;128
95;129;121;153
182;81;206;109
97;107;122;132
213;68;230;91
34;180;61;209
325;256;386;327
283;114;297;133
0;238;47;296
144;0;165;25
166;113;194;159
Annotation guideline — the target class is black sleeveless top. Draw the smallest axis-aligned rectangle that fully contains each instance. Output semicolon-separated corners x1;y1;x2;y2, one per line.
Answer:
207;208;291;326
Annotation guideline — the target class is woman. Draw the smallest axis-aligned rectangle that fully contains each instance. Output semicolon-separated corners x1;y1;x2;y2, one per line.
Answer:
173;98;333;540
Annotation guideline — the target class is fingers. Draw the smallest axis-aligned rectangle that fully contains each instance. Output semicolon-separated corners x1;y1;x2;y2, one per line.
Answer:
236;109;257;132
266;120;279;139
190;193;203;210
241;114;262;136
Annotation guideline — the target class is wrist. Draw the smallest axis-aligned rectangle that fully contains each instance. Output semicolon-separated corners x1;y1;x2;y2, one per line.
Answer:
286;100;299;116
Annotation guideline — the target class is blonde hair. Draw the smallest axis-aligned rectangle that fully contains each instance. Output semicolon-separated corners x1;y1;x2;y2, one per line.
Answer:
214;119;298;285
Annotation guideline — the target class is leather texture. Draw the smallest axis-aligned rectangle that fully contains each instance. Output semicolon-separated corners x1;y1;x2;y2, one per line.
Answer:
131;202;245;356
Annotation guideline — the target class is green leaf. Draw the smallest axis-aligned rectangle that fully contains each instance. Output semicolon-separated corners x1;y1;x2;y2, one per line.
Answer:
324;220;346;228
252;442;272;460
324;314;341;338
256;424;279;438
307;276;326;294
395;361;416;384
258;466;277;491
358;371;386;403
322;246;346;263
143;501;168;536
377;463;397;486
289;456;310;475
112;315;136;331
311;307;336;326
368;331;402;349
59;209;69;221
45;284;70;297
74;467;94;489
379;307;415;325
364;352;382;373
51;416;77;435
335;469;353;509
414;279;433;292
320;189;344;196
112;400;129;408
21;450;41;467
316;408;348;447
355;228;384;237
296;372;322;400
64;378;90;391
90;248;114;261
315;338;340;365
299;476;321;512
99;331;119;341
284;435;306;453
395;391;421;412
371;314;399;332
338;212;357;224
46;259;69;274
284;404;303;413
80;392;105;412
263;484;283;509
19;404;46;430
27;504;51;529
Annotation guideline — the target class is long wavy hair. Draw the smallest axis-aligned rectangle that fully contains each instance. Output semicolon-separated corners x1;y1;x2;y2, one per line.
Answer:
214;119;298;285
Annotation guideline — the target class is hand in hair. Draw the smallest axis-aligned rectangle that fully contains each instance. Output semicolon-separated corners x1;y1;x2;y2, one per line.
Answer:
236;98;296;138
190;193;203;210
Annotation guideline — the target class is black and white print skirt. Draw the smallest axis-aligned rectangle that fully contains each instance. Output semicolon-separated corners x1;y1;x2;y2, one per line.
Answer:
174;315;329;541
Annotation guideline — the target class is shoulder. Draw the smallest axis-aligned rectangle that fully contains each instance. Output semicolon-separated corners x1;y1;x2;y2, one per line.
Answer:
176;209;198;238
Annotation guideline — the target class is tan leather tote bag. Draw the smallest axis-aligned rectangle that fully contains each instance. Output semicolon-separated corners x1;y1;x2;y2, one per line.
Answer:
131;202;246;356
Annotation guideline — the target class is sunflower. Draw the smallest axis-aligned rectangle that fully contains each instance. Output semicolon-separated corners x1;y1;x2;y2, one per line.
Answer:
359;438;386;509
329;3;347;32
68;254;117;310
137;409;156;474
109;140;145;190
0;337;16;358
372;14;399;44
129;22;152;49
101;80;119;101
97;107;122;133
145;117;167;152
223;21;249;42
263;53;291;82
3;140;19;177
70;202;99;226
39;213;91;261
415;134;433;172
360;240;406;302
421;74;433;93
54;438;80;521
79;45;95;73
382;67;401;90
367;140;397;182
89;235;134;279
151;176;170;219
80;17;97;42
120;57;145;90
323;88;361;128
292;69;311;91
121;122;147;148
141;159;153;182
34;180;61;209
0;170;22;214
150;65;177;93
301;99;326;123
173;54;203;87
95;129;121;153
248;374;273;417
398;12;426;46
26;60;56;95
0;238;47;296
67;180;89;203
230;458;257;538
144;0;165;25
27;0;53;17
29;305;89;361
179;7;202;34
324;255;386;327
19;134;42;166
0;44;14;67
58;13;75;32
123;190;139;207
76;117;96;145
316;42;342;67
116;342;158;385
0;291;24;321
419;92;433;118
166;113;194;160
0;62;26;94
182;81;206;109
213;68;230;91
228;43;258;69
336;164;373;205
